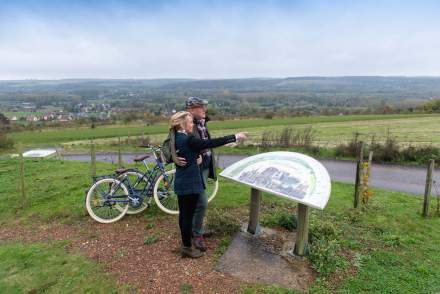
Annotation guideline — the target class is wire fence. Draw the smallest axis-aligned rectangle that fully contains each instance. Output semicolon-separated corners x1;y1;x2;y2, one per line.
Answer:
236;128;440;148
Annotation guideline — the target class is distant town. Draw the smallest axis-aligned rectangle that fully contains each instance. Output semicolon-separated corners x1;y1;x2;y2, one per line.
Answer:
6;102;114;122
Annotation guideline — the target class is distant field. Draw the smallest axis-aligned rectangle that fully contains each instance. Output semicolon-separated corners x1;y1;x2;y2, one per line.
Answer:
9;113;440;148
211;114;440;147
4;111;44;118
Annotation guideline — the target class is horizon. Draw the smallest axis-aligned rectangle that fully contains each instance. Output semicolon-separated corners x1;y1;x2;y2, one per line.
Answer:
1;0;440;79
2;75;440;82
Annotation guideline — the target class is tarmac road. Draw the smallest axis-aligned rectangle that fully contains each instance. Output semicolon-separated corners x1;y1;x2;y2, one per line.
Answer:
63;153;439;196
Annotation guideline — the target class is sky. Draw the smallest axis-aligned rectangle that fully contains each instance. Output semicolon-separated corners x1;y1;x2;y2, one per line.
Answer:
1;0;440;79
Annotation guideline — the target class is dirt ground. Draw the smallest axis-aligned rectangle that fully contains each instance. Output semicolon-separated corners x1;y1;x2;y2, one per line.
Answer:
0;215;315;293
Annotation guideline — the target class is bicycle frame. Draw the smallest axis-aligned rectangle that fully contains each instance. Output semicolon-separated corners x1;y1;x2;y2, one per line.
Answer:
117;147;172;203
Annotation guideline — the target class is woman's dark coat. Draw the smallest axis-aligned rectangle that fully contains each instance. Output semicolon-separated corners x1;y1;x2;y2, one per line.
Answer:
174;131;236;196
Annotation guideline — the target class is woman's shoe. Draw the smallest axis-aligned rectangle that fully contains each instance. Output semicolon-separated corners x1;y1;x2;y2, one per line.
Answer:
181;246;204;258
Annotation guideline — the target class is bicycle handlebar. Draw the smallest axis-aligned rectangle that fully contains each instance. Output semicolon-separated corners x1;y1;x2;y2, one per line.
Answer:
137;144;162;150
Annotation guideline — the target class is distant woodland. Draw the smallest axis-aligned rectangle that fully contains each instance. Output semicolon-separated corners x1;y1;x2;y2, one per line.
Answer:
1;77;440;121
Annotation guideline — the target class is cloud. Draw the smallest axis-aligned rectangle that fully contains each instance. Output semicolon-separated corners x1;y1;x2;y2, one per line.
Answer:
0;0;440;79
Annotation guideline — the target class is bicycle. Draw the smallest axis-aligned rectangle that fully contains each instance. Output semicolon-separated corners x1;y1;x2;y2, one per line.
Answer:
85;145;219;223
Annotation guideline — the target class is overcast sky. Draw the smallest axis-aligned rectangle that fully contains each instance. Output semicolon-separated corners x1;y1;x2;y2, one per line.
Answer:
1;0;440;79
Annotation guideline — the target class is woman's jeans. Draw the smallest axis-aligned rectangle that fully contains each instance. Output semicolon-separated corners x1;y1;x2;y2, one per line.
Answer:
193;167;209;237
178;193;200;247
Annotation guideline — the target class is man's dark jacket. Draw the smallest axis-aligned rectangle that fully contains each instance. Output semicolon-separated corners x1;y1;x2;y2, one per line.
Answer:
191;116;218;180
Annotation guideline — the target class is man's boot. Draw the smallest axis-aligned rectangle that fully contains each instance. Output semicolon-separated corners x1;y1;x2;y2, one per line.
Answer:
194;236;207;252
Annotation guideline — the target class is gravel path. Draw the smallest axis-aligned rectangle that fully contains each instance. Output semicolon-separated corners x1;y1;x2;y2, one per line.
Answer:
0;217;245;293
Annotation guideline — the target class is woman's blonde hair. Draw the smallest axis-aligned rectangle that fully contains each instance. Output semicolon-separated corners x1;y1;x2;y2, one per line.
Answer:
170;111;192;131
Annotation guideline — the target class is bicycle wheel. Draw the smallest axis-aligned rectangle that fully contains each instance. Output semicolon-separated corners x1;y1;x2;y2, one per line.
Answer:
118;171;151;215
153;169;179;215
206;177;219;203
86;178;129;223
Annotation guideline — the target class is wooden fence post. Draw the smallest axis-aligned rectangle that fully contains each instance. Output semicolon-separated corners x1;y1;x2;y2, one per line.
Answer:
366;150;374;187
360;150;374;205
90;139;96;177
354;141;365;208
215;151;220;170
18;144;28;209
248;188;261;235
294;203;310;256
436;180;440;216
423;159;435;217
368;151;373;168
57;149;63;161
118;137;122;168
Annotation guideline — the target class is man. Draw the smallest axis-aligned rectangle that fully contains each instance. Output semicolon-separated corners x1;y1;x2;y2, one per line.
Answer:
174;96;215;252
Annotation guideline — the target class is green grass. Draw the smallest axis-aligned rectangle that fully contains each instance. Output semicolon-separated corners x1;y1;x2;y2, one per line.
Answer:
242;285;302;294
0;159;103;224
10;113;438;148
0;242;120;293
143;234;159;245
180;283;194;294
2;159;440;293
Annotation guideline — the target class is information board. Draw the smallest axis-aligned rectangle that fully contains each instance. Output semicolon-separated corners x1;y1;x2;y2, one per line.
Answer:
219;151;331;210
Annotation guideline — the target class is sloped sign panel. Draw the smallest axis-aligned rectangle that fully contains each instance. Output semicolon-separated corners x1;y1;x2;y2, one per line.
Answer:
23;149;57;158
219;151;331;210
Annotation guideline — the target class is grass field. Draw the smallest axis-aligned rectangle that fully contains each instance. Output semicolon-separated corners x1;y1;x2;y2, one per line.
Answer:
1;158;440;293
0;242;120;293
9;114;440;150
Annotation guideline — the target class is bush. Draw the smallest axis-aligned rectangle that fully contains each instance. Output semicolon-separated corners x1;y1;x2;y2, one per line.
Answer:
308;219;345;276
206;209;241;237
309;239;346;276
334;130;440;165
309;219;338;243
370;131;400;162
305;145;321;155
278;213;298;230
334;132;360;158
260;126;317;150
261;211;297;230
0;132;14;149
401;145;440;164
264;112;274;119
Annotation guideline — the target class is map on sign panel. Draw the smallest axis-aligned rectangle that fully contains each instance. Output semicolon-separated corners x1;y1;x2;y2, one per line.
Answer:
219;151;331;210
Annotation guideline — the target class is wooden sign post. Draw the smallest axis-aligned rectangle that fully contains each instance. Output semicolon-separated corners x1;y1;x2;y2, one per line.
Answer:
246;188;310;256
248;188;262;235
294;203;309;256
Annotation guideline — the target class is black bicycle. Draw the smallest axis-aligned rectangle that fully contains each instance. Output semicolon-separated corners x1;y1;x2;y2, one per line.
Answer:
85;145;218;223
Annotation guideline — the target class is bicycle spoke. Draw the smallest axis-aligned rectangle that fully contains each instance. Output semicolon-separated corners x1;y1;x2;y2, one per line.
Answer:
86;178;130;222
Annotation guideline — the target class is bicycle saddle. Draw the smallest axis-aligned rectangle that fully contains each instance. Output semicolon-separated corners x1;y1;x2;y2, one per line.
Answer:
114;168;131;174
133;154;150;162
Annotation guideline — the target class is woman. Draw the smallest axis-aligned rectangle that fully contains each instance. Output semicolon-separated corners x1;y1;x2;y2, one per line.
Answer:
170;111;247;258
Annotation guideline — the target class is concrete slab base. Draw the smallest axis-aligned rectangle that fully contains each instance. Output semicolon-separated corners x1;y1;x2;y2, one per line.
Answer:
216;226;315;291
